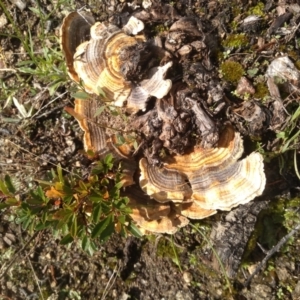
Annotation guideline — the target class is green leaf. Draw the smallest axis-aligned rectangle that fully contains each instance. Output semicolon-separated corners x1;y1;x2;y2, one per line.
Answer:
118;215;126;224
99;220;114;242
104;153;114;166
28;189;44;205
36;186;47;203
82;235;90;252
133;140;139;150
5;197;19;206
22;216;34;230
57;164;64;183
276;131;286;139
35;221;52;231
91;162;104;175
114;181;124;191
128;222;143;238
101;178;110;186
89;193;103;203
115;134;125;146
82;234;97;255
70;214;78;238
0;203;10;210
71;90;90;100
78;180;87;192
60;234;74;245
97;86;106;98
87;239;97;256
92;203;102;223
0;180;10;195
4;175;16;194
29;7;42;16
94;105;106;117
247;68;259;78
291;106;300;122
16;60;34;67
91;214;113;239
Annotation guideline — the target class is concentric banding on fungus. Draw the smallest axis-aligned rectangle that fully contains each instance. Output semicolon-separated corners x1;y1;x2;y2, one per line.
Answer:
139;157;192;203
124;186;189;234
60;11;95;82
74;97;109;157
180;201;216;220
190;152;266;210
163;125;244;174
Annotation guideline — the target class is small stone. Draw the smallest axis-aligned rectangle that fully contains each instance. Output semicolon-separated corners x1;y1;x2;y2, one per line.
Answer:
236;76;255;96
276;266;289;282
292;281;300;300
182;271;193;284
119;292;130;300
0;14;7;29
10;0;26;11
142;0;152;9
175;291;193;300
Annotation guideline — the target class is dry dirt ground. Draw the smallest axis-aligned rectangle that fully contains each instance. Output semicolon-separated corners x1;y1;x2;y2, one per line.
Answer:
1;0;300;299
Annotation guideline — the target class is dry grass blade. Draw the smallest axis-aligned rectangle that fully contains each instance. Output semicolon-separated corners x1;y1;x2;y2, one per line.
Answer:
100;262;121;300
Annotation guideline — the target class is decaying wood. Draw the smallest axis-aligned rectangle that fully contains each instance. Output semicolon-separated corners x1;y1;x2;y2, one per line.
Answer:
209;200;269;278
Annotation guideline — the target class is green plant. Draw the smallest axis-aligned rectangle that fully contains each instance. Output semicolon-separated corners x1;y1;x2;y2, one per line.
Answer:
0;154;142;255
0;1;69;97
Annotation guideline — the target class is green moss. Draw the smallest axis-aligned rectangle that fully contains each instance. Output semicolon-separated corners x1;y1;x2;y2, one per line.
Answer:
230;20;239;31
242;195;300;264
156;239;181;259
248;2;265;16
295;60;300;70
253;82;269;99
220;60;244;83
153;24;168;34
222;33;249;49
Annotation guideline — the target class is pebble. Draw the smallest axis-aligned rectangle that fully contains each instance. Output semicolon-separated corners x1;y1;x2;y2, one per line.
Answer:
9;0;26;11
293;281;300;299
182;271;193;284
0;14;7;29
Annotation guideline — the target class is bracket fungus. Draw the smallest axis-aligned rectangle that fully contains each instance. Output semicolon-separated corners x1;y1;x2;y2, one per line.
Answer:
60;11;267;234
139;125;266;215
124;187;189;234
61;11;172;112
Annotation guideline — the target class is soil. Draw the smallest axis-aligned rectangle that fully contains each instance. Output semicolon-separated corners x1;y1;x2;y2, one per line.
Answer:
1;0;300;299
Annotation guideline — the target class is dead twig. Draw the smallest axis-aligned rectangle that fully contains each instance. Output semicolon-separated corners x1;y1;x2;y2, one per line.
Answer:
244;222;300;287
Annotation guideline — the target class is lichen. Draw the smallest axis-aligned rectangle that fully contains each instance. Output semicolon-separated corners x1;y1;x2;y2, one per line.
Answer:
220;60;244;83
222;33;249;49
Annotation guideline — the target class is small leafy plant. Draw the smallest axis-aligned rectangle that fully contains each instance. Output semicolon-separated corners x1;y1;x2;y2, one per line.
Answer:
0;154;142;255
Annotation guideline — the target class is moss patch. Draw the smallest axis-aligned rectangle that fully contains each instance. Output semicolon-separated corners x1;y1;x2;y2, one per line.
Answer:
222;33;249;49
253;82;269;99
248;2;265;16
220;60;244;83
